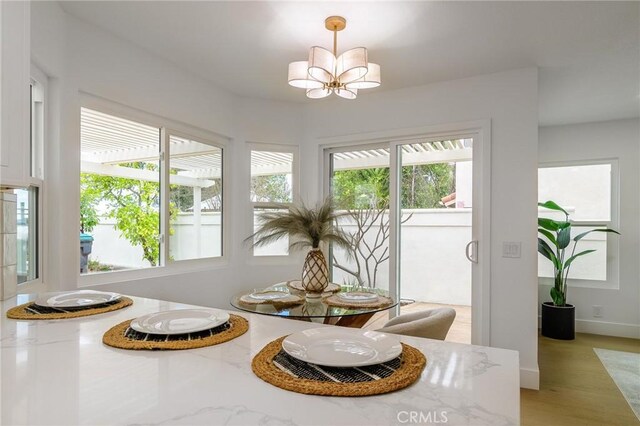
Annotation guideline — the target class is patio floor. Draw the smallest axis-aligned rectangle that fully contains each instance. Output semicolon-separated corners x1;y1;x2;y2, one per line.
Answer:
363;301;472;344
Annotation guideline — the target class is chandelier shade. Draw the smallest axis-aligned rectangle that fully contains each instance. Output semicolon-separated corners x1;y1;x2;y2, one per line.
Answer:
287;16;381;100
288;61;324;89
345;63;381;90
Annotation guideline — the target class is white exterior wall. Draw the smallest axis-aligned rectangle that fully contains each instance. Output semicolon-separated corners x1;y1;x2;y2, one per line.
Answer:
539;118;640;338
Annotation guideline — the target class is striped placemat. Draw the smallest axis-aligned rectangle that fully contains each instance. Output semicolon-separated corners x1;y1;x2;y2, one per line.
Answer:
252;336;426;396
273;350;401;383
103;314;248;350
6;297;133;320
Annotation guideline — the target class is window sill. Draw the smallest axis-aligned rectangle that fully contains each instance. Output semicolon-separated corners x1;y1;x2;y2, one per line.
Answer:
538;277;619;290
78;257;229;287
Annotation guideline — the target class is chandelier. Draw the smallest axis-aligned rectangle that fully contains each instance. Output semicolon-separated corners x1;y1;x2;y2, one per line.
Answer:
287;16;381;100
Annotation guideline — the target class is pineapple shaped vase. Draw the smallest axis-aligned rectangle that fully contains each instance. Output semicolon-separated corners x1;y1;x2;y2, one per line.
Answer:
301;248;329;297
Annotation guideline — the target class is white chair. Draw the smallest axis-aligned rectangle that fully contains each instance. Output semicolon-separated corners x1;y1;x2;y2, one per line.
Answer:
376;308;456;340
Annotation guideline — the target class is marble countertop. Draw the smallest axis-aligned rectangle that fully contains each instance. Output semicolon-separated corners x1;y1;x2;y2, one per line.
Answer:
1;295;520;426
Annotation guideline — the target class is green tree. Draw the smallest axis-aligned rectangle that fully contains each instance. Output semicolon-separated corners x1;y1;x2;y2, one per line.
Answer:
80;175;100;233
81;162;164;266
251;174;291;203
332;164;455;210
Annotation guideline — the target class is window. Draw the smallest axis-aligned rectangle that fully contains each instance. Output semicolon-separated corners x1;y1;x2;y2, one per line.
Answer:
250;147;295;256
80;107;224;275
18;69;46;285
15;187;38;284
538;161;617;283
169;134;223;261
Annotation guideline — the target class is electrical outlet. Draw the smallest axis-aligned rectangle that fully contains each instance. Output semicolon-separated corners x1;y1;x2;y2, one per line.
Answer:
502;242;521;258
593;305;603;318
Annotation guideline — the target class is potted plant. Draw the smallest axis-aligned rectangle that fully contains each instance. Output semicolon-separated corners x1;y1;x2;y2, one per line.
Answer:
538;200;620;340
248;198;352;299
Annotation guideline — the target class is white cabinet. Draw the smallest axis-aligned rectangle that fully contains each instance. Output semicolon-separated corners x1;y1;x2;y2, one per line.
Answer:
0;1;30;188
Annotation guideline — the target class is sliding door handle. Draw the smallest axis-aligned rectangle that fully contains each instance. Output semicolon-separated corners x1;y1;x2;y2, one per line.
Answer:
465;240;478;264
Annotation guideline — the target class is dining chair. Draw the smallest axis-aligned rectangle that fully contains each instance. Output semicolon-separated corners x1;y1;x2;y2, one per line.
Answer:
376;308;456;340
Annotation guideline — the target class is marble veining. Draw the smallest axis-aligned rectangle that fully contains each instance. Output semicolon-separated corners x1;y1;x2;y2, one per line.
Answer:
1;295;520;425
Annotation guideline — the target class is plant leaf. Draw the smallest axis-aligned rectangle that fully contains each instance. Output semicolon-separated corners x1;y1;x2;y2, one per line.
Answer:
538;228;557;246
574;228;621;242
538;238;560;270
564;249;597;270
538;218;559;231
557;226;571;249
538;201;569;217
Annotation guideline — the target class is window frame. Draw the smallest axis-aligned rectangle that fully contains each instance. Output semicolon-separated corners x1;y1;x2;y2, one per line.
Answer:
248;142;299;259
164;128;226;264
78;94;230;287
538;158;620;289
18;64;47;292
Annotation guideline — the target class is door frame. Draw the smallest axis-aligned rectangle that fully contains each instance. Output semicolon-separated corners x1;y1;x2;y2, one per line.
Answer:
320;120;491;346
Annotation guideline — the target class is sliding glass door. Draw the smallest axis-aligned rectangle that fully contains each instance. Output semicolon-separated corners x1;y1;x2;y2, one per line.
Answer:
326;134;484;344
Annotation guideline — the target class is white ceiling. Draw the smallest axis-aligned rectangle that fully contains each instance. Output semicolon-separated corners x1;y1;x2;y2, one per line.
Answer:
60;1;639;126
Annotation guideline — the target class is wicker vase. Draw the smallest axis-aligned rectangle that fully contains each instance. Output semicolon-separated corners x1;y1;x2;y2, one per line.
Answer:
301;248;329;295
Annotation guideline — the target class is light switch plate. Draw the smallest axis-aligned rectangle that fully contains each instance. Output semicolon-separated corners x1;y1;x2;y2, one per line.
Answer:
502;242;521;258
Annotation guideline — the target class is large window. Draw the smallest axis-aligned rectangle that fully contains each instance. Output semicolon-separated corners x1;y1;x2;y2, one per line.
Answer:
538;161;617;283
80;107;224;275
250;147;295;256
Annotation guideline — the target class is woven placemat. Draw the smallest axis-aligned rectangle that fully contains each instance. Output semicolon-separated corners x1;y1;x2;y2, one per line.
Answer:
286;280;341;294
103;314;248;350
6;297;133;320
323;293;394;309
252;336;426;396
239;293;304;308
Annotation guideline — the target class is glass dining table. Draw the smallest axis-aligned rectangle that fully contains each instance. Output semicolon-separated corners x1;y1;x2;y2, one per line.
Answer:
230;281;397;328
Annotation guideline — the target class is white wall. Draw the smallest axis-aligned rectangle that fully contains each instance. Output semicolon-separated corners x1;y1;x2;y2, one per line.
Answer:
31;2;304;308
301;68;540;388
539;118;640;338
31;3;540;388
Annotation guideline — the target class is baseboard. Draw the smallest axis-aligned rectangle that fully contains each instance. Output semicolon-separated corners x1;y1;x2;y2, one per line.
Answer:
537;315;640;339
520;367;539;390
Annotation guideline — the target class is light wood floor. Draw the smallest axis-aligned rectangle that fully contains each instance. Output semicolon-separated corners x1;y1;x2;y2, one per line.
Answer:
522;332;640;426
363;301;471;344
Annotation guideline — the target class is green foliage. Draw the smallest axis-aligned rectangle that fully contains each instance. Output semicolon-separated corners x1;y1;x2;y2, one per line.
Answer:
247;197;352;252
332;164;455;210
81;162;162;266
538;200;620;306
251;174;291;203
80;175;100;233
87;259;114;272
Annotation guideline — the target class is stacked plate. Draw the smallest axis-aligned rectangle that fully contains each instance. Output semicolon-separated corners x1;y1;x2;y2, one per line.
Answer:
34;290;122;308
130;308;230;335
282;327;402;367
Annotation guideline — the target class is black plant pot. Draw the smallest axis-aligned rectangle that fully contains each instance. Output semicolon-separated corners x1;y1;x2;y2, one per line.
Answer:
541;302;575;340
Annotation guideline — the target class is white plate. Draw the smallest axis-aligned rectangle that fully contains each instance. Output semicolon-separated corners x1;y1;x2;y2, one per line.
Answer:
282;327;402;367
130;309;230;335
248;290;290;301
337;291;379;303
34;290;122;308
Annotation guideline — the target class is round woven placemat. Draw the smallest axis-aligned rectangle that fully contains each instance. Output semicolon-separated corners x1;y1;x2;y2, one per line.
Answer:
103;314;248;350
252;336;426;396
6;297;133;320
286;280;341;294
323;294;394;309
